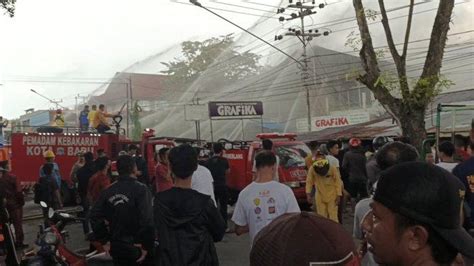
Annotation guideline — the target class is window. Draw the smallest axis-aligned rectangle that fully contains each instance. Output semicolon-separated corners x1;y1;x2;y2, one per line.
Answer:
275;144;311;169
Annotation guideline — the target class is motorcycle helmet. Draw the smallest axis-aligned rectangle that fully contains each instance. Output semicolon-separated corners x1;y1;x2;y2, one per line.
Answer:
372;136;393;150
349;138;362;148
43;150;55;158
313;159;330;176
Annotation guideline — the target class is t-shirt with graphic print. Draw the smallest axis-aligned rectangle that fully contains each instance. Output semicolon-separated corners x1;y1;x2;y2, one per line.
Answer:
231;181;300;244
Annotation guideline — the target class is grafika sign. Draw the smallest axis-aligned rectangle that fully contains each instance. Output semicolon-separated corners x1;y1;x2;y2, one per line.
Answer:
209;101;263;118
313;113;370;131
21;135;100;156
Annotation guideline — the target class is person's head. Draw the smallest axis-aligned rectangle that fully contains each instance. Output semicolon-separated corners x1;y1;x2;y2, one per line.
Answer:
425;152;435;164
372;136;391;151
168;144;197;179
327;140;339;156
91;104;97;111
454;134;466;150
95;156;110;172
0;160;9;172
255;150;276;179
308;140;319;153
83;152;94;164
84;105;89;111
319;144;329;156
158;147;170;164
251;212;358;266
43;150;55;162
213;143;224;156
313;158;330;176
76;152;85;164
128;144;138;155
42;163;54;176
261;139;273;151
193;147;201;159
116;155;137;177
99;104;105;111
375;141;419;171
349;138;361;149
438;141;455;161
97;149;105;157
368;162;474;265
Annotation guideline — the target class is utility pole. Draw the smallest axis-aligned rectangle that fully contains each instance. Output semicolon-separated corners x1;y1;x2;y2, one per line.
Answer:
276;1;330;132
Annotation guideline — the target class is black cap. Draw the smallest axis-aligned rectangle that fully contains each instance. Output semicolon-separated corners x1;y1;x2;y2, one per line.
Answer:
374;161;474;258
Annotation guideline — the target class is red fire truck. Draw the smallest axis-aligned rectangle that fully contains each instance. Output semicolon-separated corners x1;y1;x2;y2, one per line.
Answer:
221;133;311;204
9;126;176;204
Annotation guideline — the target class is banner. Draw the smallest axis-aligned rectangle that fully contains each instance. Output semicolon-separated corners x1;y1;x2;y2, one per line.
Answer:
209;101;263;119
313;113;370;131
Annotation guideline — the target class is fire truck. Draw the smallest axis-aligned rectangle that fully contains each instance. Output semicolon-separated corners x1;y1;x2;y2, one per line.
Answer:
220;133;311;204
9;121;176;205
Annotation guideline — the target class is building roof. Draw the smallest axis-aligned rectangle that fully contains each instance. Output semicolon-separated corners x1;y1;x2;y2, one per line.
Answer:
91;72;167;104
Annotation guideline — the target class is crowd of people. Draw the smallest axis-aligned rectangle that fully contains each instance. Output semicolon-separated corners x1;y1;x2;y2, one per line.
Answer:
0;133;474;265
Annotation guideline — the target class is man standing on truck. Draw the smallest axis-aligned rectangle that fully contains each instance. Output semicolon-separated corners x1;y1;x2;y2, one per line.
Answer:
206;143;230;230
79;105;89;132
39;150;61;188
88;105;97;128
92;104;115;134
232;151;300;244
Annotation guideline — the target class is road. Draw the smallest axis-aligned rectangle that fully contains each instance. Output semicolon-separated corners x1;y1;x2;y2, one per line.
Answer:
21;201;354;265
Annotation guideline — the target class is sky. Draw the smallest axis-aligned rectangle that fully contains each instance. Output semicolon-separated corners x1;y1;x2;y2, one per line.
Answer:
0;0;472;119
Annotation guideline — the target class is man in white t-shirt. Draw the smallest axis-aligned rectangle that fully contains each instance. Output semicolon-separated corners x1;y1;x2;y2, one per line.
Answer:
191;148;216;206
436;141;458;173
252;139;280;182
232;150;300;244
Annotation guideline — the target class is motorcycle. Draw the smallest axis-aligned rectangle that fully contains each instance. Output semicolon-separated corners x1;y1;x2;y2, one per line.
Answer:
0;199;28;266
28;201;113;266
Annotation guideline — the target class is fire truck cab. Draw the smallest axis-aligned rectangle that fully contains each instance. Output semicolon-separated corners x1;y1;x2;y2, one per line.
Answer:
222;133;311;204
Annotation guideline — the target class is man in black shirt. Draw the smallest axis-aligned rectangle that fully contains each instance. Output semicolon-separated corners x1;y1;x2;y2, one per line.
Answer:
206;143;230;229
154;144;225;266
90;155;154;266
76;152;95;234
128;144;149;187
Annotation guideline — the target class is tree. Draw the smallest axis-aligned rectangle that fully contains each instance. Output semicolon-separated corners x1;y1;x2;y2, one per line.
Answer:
161;34;261;90
1;0;15;17
352;0;455;150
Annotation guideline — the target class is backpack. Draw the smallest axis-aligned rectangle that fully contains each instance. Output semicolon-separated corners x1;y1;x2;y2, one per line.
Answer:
34;176;53;205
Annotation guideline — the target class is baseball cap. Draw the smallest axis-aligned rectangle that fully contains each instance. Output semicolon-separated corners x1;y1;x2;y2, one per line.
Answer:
250;212;359;266
374;161;474;258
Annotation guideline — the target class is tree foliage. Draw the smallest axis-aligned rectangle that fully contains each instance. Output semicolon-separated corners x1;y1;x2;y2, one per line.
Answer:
351;0;455;150
161;34;261;89
1;0;15;17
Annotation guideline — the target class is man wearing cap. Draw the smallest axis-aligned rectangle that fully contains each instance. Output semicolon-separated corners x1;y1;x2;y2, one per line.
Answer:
232;150;300;245
39;150;62;188
367;161;474;265
250;212;359;266
306;158;343;222
353;141;419;266
342;138;368;204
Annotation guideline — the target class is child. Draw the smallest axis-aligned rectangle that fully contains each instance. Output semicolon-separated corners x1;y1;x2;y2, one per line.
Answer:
306;158;343;223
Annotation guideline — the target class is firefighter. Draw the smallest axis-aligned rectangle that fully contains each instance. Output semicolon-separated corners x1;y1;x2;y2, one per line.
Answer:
39;150;62;188
306;158;343;223
53;109;65;128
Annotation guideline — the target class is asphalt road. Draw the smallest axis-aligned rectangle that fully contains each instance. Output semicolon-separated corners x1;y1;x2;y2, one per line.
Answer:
21;201;354;265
